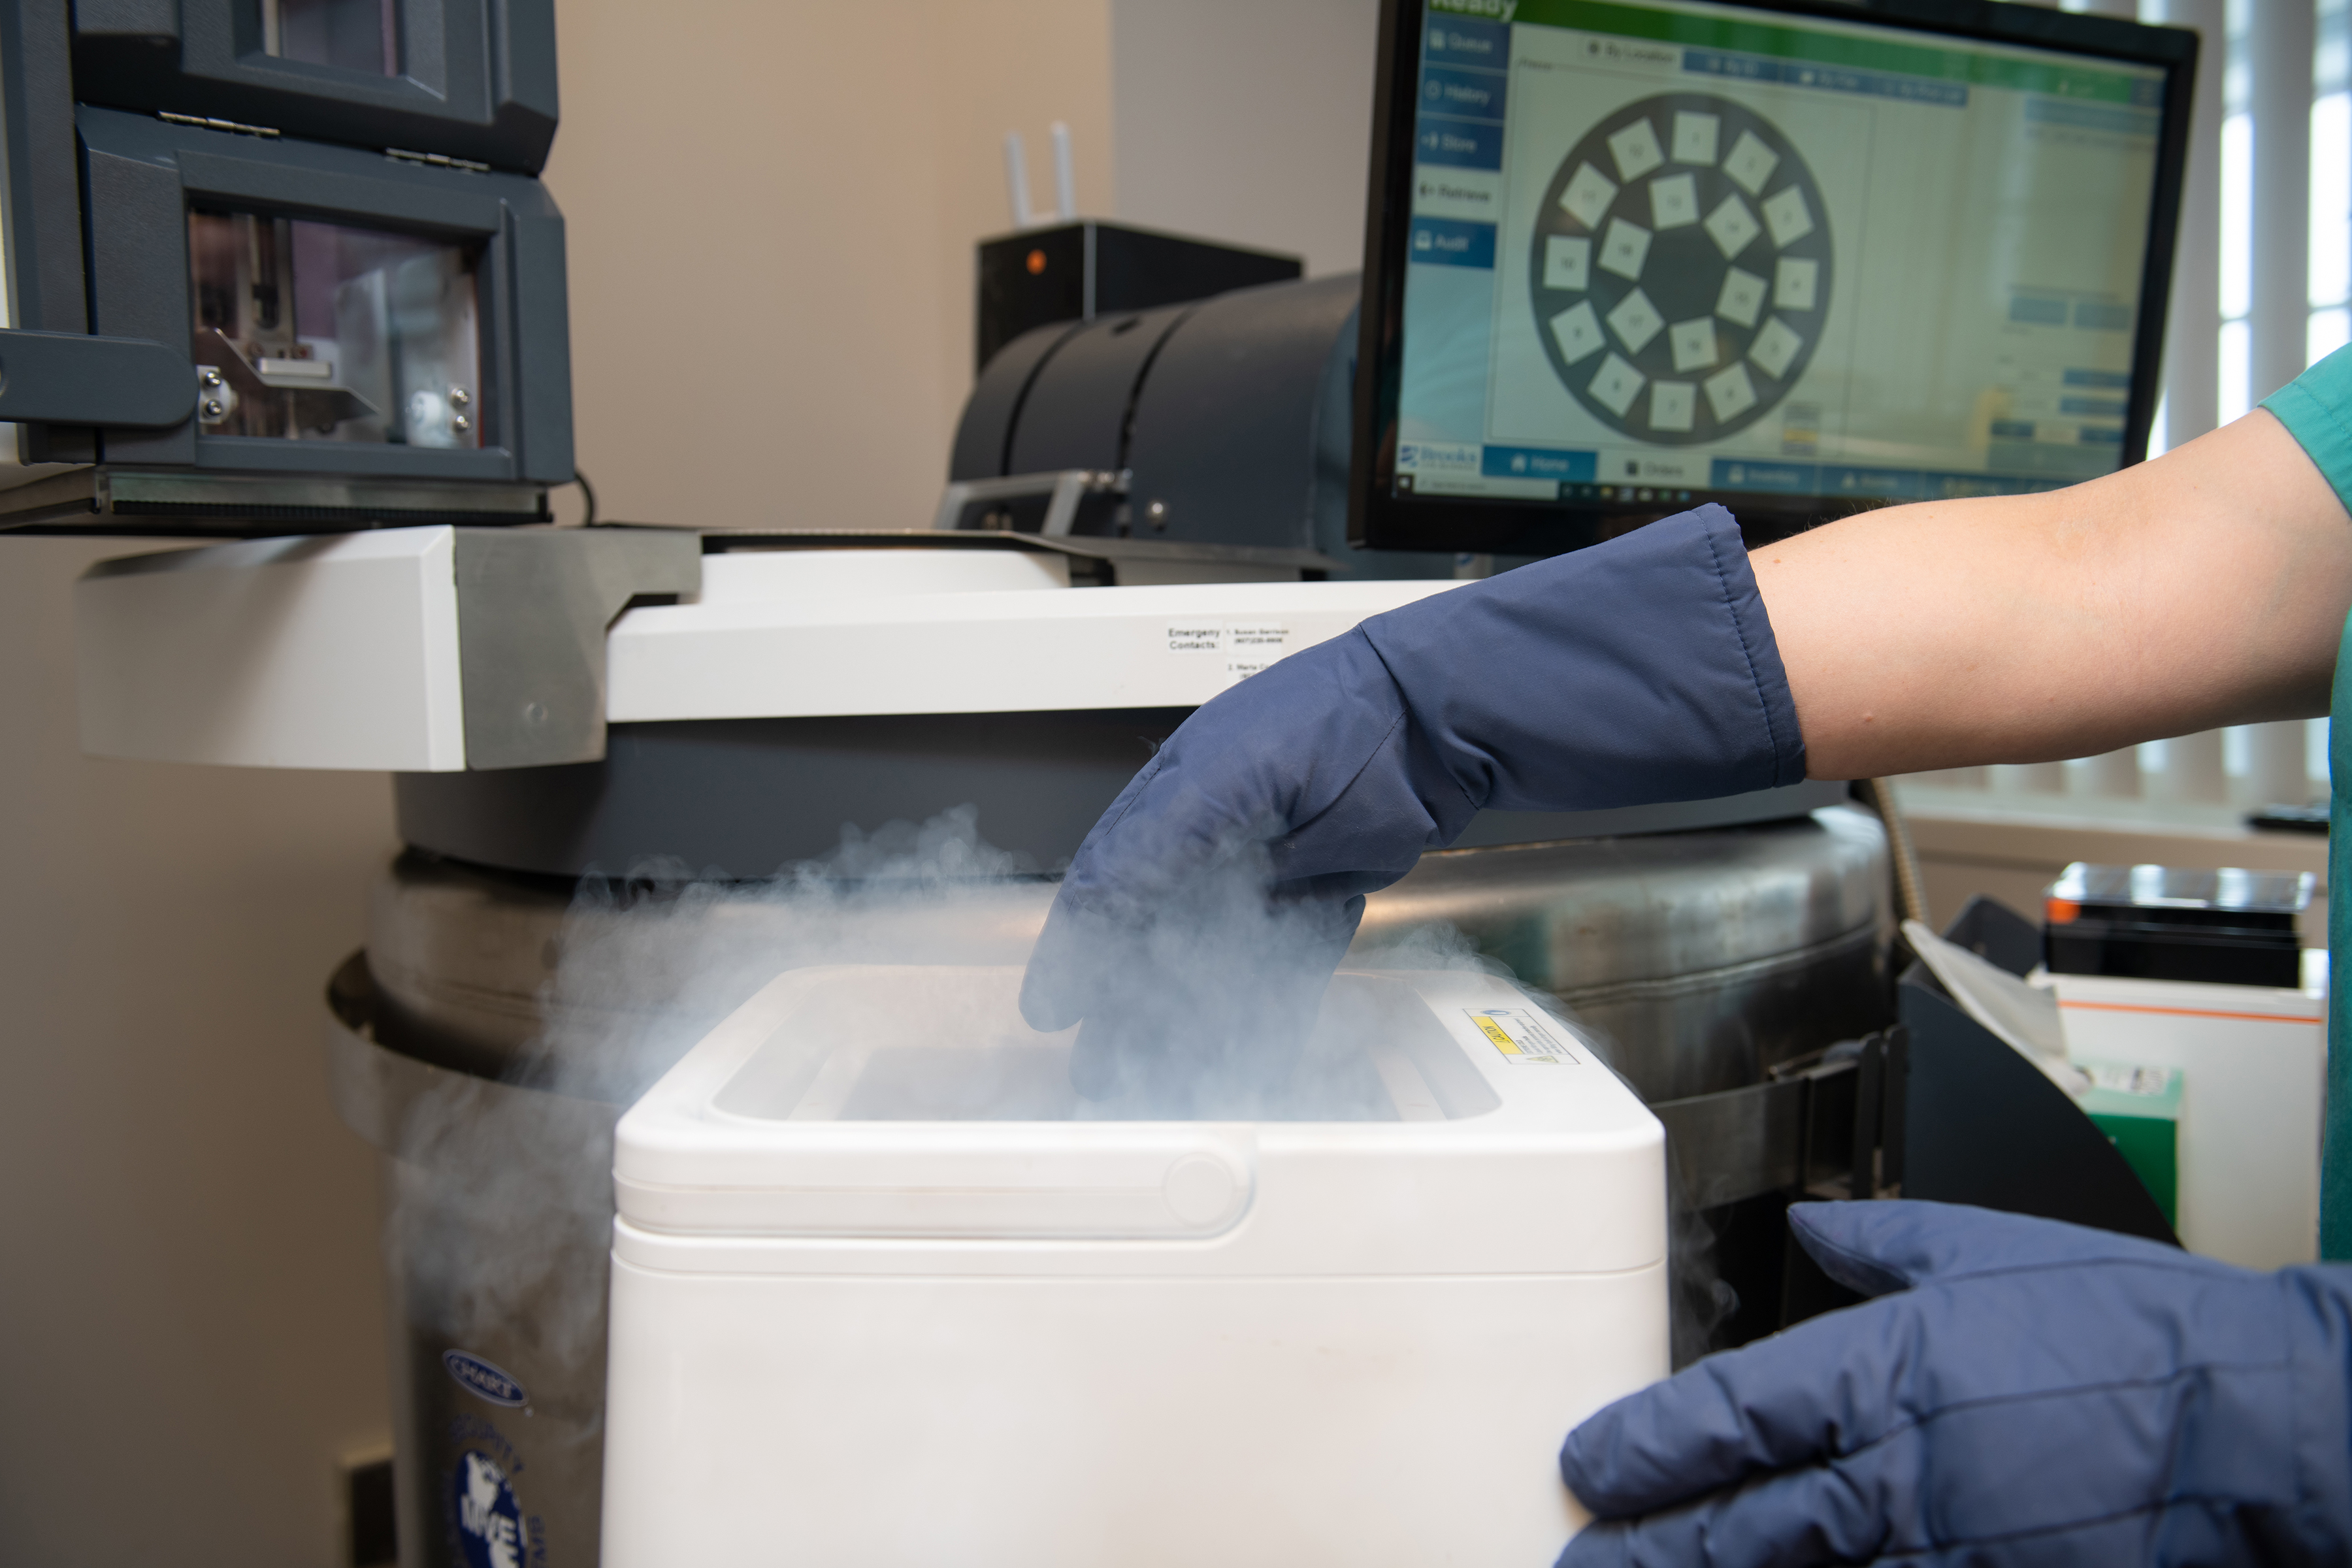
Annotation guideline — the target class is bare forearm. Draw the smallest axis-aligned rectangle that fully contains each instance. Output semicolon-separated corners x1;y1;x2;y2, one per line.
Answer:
1753;410;2352;779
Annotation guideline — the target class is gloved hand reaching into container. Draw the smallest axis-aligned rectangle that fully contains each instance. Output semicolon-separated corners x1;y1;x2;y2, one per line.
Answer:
1555;1201;2352;1567
1023;385;2352;1111
1019;504;1808;1110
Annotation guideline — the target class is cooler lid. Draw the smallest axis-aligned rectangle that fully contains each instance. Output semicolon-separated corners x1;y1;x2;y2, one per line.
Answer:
612;964;1662;1265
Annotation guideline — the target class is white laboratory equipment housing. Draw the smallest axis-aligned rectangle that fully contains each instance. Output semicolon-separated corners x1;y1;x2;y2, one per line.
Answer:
599;962;1668;1566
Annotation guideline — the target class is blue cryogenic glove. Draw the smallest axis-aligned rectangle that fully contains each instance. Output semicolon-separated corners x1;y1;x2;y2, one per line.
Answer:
1558;1201;2352;1567
1019;504;1805;1110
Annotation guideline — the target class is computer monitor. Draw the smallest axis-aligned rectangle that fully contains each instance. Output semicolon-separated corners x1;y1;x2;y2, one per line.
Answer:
1350;0;2197;555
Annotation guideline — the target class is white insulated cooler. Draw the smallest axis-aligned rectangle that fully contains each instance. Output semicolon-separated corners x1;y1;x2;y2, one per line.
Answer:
600;963;1668;1565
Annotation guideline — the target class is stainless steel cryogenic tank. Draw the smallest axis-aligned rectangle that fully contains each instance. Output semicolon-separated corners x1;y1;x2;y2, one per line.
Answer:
330;803;1887;1565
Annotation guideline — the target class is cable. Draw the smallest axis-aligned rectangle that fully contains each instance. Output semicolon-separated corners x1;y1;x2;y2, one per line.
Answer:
1856;777;1932;930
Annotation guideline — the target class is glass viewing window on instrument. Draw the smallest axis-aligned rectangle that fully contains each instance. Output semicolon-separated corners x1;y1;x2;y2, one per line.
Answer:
188;209;483;448
1388;0;2173;514
261;0;400;76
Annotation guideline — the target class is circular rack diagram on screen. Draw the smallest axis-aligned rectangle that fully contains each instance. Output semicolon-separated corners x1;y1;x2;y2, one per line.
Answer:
1531;93;1831;446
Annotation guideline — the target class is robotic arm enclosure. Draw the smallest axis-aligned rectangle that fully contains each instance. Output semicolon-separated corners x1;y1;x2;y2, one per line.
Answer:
948;274;1452;580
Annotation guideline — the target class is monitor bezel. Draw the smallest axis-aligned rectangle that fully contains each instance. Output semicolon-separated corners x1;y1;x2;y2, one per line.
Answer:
1348;0;2201;556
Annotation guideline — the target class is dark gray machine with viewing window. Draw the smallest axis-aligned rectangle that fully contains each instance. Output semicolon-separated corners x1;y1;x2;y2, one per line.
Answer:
0;0;567;532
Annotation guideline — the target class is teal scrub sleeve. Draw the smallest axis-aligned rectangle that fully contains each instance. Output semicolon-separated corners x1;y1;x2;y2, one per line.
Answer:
2262;343;2352;1261
2264;342;2352;510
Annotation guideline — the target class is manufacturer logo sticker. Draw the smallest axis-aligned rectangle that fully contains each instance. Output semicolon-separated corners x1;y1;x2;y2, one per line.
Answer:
453;1451;529;1568
443;1350;527;1408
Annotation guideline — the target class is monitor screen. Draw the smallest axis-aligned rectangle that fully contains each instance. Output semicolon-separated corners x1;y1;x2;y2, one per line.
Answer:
1350;0;2196;553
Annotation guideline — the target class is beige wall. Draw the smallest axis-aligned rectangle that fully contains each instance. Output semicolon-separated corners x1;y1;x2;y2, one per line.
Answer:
1109;0;1382;278
543;0;1113;532
542;0;1394;536
0;538;398;1565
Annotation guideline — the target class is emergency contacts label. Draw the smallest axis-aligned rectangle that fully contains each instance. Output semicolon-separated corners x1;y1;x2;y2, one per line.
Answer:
1465;1006;1581;1064
1164;621;1298;684
1223;622;1293;679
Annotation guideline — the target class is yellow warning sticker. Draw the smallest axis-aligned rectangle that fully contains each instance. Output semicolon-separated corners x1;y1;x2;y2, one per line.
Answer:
1465;1007;1580;1064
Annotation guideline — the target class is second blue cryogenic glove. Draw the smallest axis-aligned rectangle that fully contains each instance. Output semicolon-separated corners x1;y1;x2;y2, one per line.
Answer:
1558;1201;2352;1567
1019;504;1805;1109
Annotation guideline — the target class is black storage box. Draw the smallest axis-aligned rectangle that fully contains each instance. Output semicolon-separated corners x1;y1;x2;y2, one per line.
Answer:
975;222;1301;370
2042;863;2311;988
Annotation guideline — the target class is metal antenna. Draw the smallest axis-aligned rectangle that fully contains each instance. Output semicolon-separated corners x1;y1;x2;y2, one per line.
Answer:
1002;131;1037;229
1003;125;1079;229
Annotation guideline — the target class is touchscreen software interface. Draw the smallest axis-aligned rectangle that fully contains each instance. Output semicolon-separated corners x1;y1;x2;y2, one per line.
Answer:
1374;0;2179;543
